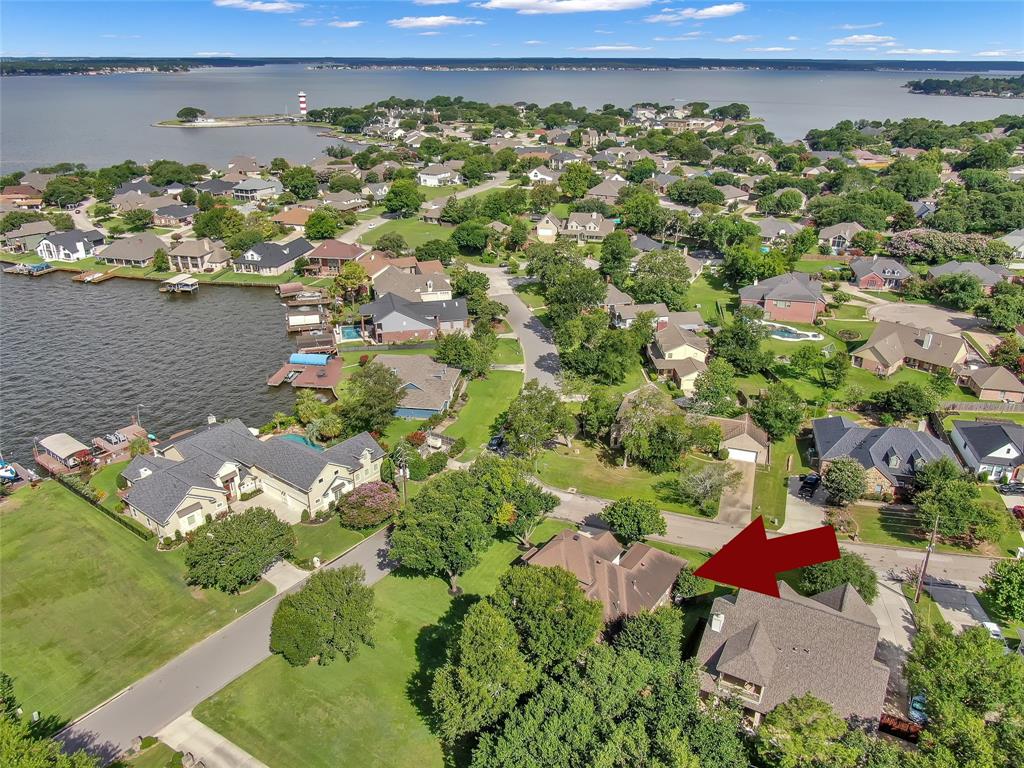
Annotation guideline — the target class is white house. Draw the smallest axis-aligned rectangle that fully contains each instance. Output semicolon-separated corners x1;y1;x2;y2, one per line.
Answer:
35;229;104;262
417;164;461;187
950;419;1024;481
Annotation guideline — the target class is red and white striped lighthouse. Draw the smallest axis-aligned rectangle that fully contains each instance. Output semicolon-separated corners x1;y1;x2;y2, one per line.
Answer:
297;91;307;117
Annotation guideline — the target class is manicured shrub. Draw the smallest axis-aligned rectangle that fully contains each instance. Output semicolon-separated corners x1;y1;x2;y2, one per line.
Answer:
425;451;449;476
407;431;427;447
334;481;400;528
449;437;467;458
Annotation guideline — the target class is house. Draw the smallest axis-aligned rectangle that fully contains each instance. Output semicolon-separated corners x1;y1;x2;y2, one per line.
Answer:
35;229;104;262
2;220;56;252
535;213;561;244
852;321;967;376
850;256;912;291
304;240;368;276
755;217;804;243
417;164;461;187
233;239;313;277
611;302;670;330
153;204;198;227
233;178;283;202
114;179;162;196
647;324;709;392
526;166;562;185
910;201;937;220
1;184;44;208
705;414;770;464
819;222;865;254
630;233;665;254
322;191;368;212
522;528;685;622
121;418;384;537
34;432;92;474
717;184;749;206
549;151;583;170
961;366;1024;402
812;416;957;497
194;178;237;197
739;272;827;323
99;232;166;267
359;292;470;343
112;193;178;213
585;179;628;205
695;582;889;727
373;354;459;419
372;264;453;302
168;238;231;273
999;228;1024;260
950;418;1024;481
271;207;312;231
927;262;1012;295
563;212;615;243
226;155;263;176
362;182;391;201
600;283;635;310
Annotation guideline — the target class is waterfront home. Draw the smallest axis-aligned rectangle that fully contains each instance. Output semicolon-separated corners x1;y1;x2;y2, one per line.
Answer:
563;212;615;244
374;354;459;419
34;432;92;475
960;366;1024;402
99;233;165;268
695;582;888;728
812;416;957;497
359;292;470;343
114;179;162;196
950;418;1024;481
852;321;967;376
234;239;313;277
226;155;263;176
739;272;827;323
168;238;230;273
2;220;56;252
850;256;912;291
194;178;237;197
271;207;312;231
1;184;44;209
18;171;56;190
121;418;385;536
819;222;865;254
153;204;198;227
585;179;628;206
305;239;368;276
372;263;453;302
522;528;684;622
91;422;149;467
233;178;283;202
927;261;1012;295
755;217;804;244
35;229;104;262
417;164;462;187
112;193;178;213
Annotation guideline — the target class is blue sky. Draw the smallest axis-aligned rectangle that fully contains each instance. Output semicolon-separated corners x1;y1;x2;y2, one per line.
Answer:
3;1;1022;60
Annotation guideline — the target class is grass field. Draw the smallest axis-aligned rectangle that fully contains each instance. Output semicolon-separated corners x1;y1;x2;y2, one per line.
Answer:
194;520;570;768
292;523;366;565
121;742;182;768
419;184;466;200
942;411;1024;431
443;370;522;461
492;338;524;365
793;259;847;275
513;282;546;309
359;218;452;249
688;273;736;323
90;460;130;512
0;482;275;725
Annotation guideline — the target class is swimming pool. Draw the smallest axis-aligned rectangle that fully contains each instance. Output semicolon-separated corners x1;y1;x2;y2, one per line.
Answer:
279;434;322;451
338;325;361;341
759;321;824;342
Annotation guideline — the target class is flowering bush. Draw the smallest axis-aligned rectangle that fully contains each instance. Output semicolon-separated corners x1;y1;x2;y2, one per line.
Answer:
334;482;400;528
886;228;1003;265
358;354;369;366
406;431;427;447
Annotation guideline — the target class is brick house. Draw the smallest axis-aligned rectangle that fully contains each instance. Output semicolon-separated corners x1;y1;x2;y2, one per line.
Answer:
852;321;967;377
738;272;827;323
358;292;470;343
961;366;1024;402
849;256;911;291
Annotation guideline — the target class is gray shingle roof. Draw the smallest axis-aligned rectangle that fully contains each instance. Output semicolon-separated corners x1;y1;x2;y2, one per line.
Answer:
739;272;825;304
927;261;1011;287
952;419;1024;466
240;239;313;269
359;292;468;325
850;257;911;281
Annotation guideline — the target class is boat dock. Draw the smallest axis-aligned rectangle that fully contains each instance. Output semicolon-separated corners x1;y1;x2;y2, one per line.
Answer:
295;332;336;354
72;271;105;283
267;353;343;391
159;274;200;293
4;262;56;276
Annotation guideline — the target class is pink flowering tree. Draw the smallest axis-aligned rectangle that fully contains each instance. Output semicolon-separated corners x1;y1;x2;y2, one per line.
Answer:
334;481;400;529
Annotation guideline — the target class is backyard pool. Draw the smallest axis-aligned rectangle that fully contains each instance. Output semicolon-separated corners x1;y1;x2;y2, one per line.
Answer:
760;321;824;342
338;325;361;341
279;434;322;451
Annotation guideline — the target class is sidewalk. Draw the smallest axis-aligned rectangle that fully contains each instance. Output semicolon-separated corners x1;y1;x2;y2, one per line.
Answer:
159;713;269;768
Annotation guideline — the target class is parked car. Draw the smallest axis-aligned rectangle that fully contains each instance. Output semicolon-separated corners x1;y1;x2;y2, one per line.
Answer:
997;482;1024;495
908;694;928;725
797;472;821;499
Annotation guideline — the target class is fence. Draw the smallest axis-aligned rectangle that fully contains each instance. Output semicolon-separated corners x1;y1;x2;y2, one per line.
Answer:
939;401;1024;413
337;342;436;353
55;475;155;541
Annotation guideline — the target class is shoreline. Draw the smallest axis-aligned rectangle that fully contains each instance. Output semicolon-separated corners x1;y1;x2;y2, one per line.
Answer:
153;117;336;131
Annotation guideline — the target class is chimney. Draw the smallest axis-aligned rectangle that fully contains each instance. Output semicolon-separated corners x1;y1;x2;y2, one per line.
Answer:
207;414;217;425
710;613;725;632
922;332;933;350
752;278;758;286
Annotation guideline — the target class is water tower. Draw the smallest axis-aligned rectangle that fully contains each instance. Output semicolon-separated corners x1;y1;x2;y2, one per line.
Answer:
297;91;307;117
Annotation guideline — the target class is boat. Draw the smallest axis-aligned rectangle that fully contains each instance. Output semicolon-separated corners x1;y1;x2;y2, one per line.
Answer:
0;456;20;483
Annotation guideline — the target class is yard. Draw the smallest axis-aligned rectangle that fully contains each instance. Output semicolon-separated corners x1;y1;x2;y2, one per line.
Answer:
492;338;523;365
688;273;736;324
194;520;571;768
292;522;366;565
0;482;274;725
443;370;523;461
359;218;452;249
90;459;130;512
751;434;812;530
513;282;546;309
419;183;466;200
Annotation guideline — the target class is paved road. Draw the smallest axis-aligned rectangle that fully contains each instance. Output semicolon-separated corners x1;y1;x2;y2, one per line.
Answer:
496;290;561;388
339;172;510;244
926;584;993;632
58;528;395;763
871;577;916;713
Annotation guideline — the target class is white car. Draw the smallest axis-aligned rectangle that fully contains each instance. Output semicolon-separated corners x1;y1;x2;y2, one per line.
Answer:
366;222;378;229
982;621;1004;641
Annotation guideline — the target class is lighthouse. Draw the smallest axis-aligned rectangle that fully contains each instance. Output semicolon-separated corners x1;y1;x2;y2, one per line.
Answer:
297;91;307;117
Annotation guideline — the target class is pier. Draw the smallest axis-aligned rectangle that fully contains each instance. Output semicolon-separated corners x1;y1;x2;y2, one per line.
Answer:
159;274;200;293
267;353;343;391
4;262;56;276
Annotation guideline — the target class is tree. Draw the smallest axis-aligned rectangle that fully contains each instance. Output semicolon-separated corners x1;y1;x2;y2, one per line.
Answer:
933;273;984;311
373;232;406;255
692;358;737;415
383;179;423;217
614;605;684;668
710;306;771;375
990;334;1024;373
0;672;17;724
981;558;1024;622
505;218;530;251
281;166;318;199
677;462;743;517
601;497;666;544
337;361;405;435
617;387;674;468
430;601;538;742
451;220;490;253
545;265;606;329
491;565;603;673
751;383;804;441
871;381;936;419
334;261;368;306
183;508;296;593
799;549;878;604
755;694;860;768
304;207;341;239
152;248;169;272
673;566;710;601
176;106;206;122
333;481;399;528
619;187;667;236
504;380;576;458
328;172;361;193
0;717;101;768
628;248;691;310
494;479;558;548
821;456;865;506
915;478;989;544
579;388;620;443
269;566;375;666
559;162;600;199
667;178;725;207
599;230;635;282
123;208;154;231
414;238;458;265
192;206;245;240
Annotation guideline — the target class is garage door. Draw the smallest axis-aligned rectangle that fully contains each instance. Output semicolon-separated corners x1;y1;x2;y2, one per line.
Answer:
727;448;758;463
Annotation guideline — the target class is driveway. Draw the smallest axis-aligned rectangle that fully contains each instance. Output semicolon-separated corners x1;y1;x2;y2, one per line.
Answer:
716;461;755;525
868;302;986;335
235;493;302;524
870;577;917;712
159;712;268;768
925;584;992;632
780;478;826;533
495;290;560;389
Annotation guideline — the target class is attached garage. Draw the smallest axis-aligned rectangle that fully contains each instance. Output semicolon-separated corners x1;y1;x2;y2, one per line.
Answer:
706;414;771;466
727;447;759;464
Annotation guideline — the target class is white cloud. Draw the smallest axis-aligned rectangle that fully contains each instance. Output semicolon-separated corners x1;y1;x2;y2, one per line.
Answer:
886;48;958;55
523;39;545;44
645;3;747;23
828;34;895;45
419;31;443;35
786;35;799;41
297;18;318;26
716;34;755;43
388;15;484;28
212;0;303;13
572;44;654;51
194;51;237;56
835;22;883;30
414;0;460;5
476;1;655;13
974;50;1011;57
746;46;793;52
654;32;703;41
327;20;363;28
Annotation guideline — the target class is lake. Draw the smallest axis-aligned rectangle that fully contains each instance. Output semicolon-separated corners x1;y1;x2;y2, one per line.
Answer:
2;64;1021;172
0;270;296;464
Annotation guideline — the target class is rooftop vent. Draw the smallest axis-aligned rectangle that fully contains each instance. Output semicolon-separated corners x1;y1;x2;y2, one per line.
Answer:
710;612;725;632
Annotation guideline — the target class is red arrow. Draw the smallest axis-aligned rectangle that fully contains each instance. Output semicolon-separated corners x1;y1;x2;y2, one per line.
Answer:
694;516;840;597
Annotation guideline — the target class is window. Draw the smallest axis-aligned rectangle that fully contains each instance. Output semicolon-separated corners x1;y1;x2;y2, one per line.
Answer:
186;513;197;526
775;300;791;308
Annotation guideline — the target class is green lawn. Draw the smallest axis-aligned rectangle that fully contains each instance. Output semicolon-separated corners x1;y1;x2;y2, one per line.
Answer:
975;591;1024;650
513;282;546;309
843;501;1013;556
550;202;571;219
752;434;812;530
121;742;182;768
492;338;524;365
793;259;847;274
903;583;946;631
360;218;452;249
292;523;366;565
443;371;523;461
418;184;466;200
194;519;570;768
829;303;868;320
943;411;1024;431
0;482;275;726
688;273;737;324
90;460;130;512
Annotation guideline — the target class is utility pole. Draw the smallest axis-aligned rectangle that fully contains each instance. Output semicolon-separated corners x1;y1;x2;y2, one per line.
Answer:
914;512;940;603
